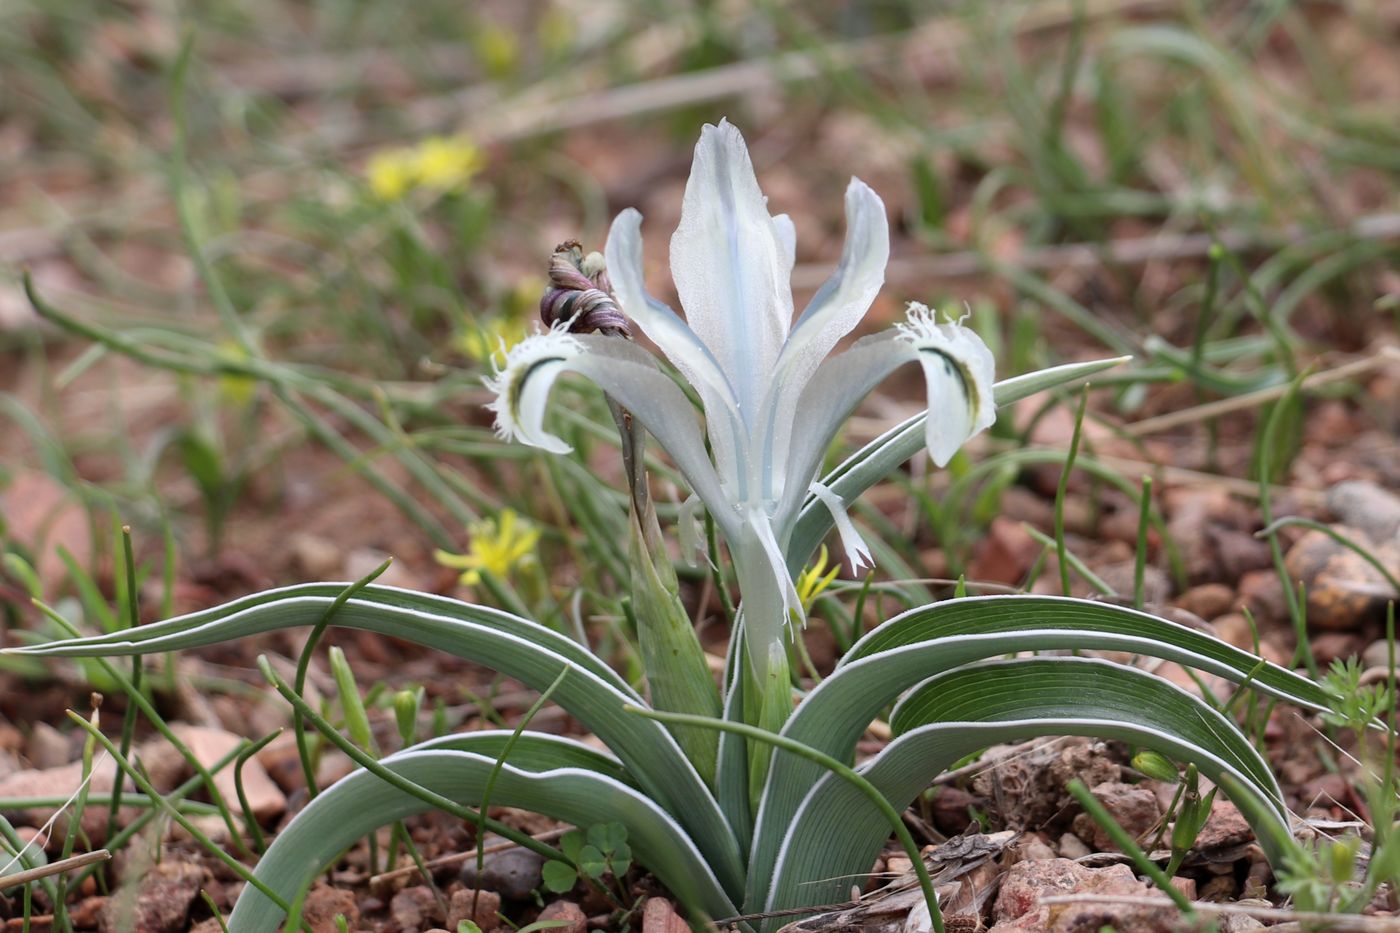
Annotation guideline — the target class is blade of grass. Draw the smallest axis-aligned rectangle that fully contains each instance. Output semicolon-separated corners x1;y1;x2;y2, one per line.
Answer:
66;710;294;917
1055;388;1090;596
294;557;393;797
32;600;252;856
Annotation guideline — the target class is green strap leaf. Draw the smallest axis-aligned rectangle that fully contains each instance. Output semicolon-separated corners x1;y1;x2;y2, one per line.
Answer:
743;595;1328;911
10;590;745;898
12;582;638;700
762;658;1292;923
410;731;634;786
847;595;1331;710
227;748;738;931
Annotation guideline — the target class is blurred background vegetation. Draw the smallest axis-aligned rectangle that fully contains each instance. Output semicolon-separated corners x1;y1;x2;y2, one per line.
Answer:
1;0;1397;649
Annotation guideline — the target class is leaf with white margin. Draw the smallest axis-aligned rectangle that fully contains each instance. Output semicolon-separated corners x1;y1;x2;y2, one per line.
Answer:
761;658;1292;926
408;730;633;785
742;594;1331;911
7;585;746;899
226;747;739;931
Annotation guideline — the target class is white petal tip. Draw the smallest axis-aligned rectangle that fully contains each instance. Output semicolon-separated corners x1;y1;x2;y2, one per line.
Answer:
897;305;998;466
483;329;584;453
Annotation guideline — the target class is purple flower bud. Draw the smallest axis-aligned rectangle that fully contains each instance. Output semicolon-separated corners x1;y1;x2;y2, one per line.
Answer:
539;240;631;336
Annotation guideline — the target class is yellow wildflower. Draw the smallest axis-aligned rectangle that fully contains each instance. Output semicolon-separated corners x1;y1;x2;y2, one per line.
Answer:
365;135;484;201
456;317;528;367
794;545;841;614
435;508;540;586
366;150;415;201
215;340;257;407
412;136;485;191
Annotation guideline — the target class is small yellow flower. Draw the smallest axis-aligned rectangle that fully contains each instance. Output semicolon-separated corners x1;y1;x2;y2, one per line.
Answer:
366;150;415;201
365;135;484;201
794;545;841;614
435;509;540;586
412;136;485;191
215;340;257;407
456;317;528;366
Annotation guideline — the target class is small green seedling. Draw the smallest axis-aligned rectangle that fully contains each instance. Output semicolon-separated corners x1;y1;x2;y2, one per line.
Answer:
541;823;632;893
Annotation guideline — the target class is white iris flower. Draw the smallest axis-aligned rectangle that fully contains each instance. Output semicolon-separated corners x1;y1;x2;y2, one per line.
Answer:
486;120;995;678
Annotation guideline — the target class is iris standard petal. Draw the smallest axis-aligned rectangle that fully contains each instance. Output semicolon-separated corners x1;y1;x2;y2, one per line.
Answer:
485;329;739;538
754;178;889;504
781;178;889;380
732;510;804;671
606;207;749;493
669;120;792;418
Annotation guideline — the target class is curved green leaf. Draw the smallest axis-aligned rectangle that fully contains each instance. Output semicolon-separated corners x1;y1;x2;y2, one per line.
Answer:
715;623;752;849
890;658;1283;816
13;583;637;700
9;588;745;898
411;731;633;786
845;597;1329;712
228;748;738;931
763;658;1292;924
744;595;1327;911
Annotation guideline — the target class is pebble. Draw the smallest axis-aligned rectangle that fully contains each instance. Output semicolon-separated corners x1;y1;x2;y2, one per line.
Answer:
1328;480;1400;544
300;885;360;933
0;470;94;589
26;722;73;770
98;861;205;933
1176;583;1236;621
345;546;416;589
1363;637;1396;670
537;900;587;933
1284;526;1399;631
1211;613;1255;651
291;532;345;578
0;748;24;782
0;756;123;842
1070;781;1162;853
169;724;286;821
1095;561;1171;605
448;888;501;932
390;886;445;933
1210;528;1274;579
1012;833;1057;862
1164;487;1254;584
988;858;1180;932
641;897;690;933
1236;570;1288;626
1310;632;1363;665
1057;832;1091;859
968;517;1040;586
1194;799;1254;850
459;846;545;900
